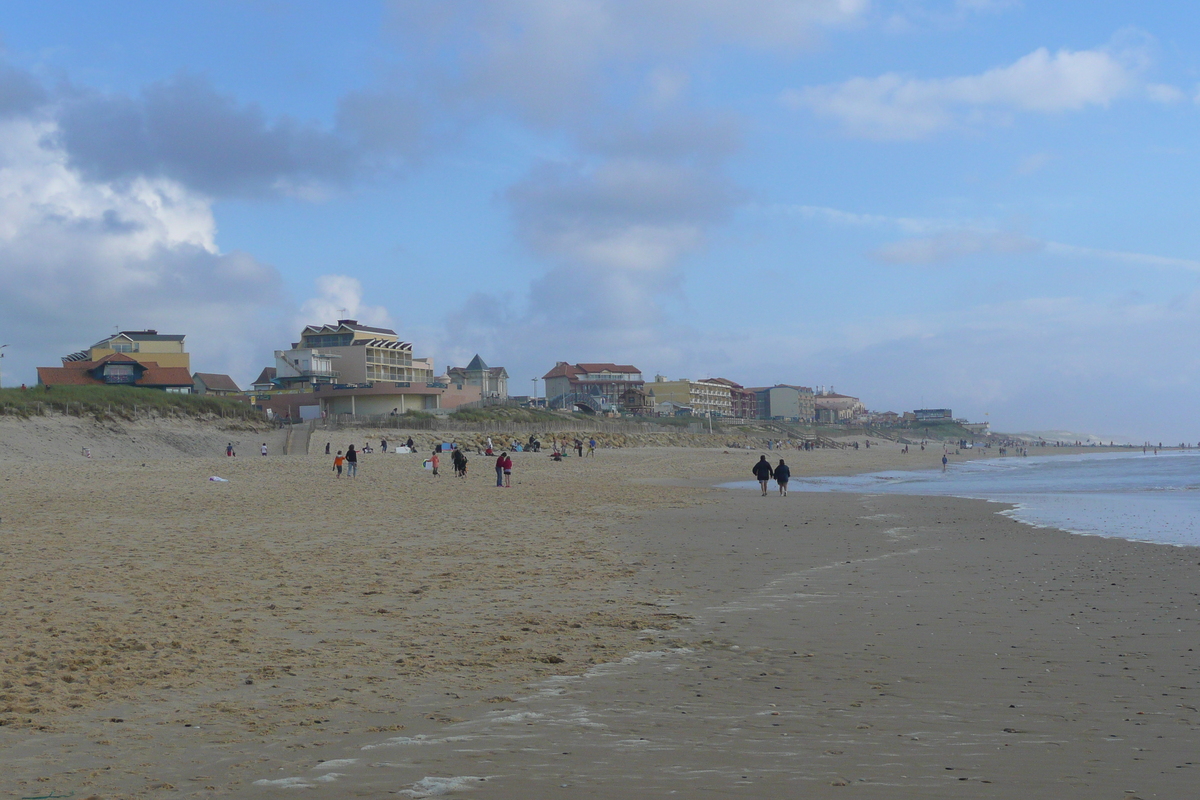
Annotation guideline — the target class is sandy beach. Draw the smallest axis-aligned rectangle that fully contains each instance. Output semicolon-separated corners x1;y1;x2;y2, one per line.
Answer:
1;434;1195;798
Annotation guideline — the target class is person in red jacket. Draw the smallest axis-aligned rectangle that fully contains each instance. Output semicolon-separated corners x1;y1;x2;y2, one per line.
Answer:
495;452;507;487
502;452;513;487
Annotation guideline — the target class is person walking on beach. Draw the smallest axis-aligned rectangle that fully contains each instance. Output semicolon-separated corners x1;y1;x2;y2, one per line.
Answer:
575;438;584;457
775;459;791;496
325;442;331;455
226;442;234;457
495;451;506;487
452;448;467;478
752;455;773;496
942;453;948;472
333;450;345;477
587;438;596;457
430;450;440;476
346;444;358;478
261;442;268;456
502;452;513;487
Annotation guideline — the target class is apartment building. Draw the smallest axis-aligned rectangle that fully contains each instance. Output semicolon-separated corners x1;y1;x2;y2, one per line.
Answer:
648;376;733;417
542;362;644;408
280;319;435;387
64;329;190;372
709;378;757;419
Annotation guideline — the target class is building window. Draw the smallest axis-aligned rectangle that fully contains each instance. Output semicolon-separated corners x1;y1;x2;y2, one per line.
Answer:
301;334;353;348
111;342;136;353
103;364;136;384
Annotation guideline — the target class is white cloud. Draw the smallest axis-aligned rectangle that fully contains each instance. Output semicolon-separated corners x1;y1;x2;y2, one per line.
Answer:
0;116;289;386
297;275;394;330
1146;83;1185;104
1015;151;1053;175
386;0;870;126
766;202;1200;274
788;44;1141;139
873;229;1043;264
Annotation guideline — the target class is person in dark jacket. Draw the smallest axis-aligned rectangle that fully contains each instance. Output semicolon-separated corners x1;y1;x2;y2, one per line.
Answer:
752;455;773;496
775;459;791;496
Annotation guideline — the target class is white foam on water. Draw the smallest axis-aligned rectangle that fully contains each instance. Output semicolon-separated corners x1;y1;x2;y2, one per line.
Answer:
362;734;474;750
398;775;489;797
314;773;345;783
252;776;314;789
485;711;543;724
313;759;358;769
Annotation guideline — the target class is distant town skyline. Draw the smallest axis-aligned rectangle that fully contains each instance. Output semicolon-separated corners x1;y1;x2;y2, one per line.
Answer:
0;1;1197;442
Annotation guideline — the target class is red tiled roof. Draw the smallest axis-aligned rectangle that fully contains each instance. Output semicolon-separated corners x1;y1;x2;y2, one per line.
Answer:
542;362;580;380
37;366;101;386
38;357;193;388
138;366;194;387
543;362;643;380
194;372;241;393
575;363;640;374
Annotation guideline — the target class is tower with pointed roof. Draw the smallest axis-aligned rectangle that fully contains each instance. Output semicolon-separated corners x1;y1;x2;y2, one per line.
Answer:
447;354;509;399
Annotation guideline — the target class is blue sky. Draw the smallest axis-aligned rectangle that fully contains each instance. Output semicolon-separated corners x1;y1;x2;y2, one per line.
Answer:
0;0;1197;442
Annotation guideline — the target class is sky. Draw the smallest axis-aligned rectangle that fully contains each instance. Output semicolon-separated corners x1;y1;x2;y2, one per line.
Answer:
0;0;1197;443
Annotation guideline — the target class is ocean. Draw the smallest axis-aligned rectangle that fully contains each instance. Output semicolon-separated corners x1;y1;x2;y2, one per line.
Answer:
729;449;1200;547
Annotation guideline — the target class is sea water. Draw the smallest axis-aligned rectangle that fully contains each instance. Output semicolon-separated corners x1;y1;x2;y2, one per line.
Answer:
728;450;1200;547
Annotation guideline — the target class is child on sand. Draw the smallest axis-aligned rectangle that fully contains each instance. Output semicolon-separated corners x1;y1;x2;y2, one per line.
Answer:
333;450;345;477
431;450;439;476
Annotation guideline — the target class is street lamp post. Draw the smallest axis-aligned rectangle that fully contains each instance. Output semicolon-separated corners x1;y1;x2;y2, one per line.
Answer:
531;377;538;407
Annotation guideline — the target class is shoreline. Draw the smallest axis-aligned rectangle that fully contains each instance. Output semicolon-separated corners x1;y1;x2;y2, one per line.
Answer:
3;445;1196;797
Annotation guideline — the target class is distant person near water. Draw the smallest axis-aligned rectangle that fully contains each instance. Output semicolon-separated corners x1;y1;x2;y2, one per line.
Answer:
346;445;358;478
942;454;949;472
775;459;791;496
752;455;774;496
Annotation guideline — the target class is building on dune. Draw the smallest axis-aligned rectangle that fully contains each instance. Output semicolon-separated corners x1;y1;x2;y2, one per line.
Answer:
446;354;509;400
38;352;194;392
542;362;645;412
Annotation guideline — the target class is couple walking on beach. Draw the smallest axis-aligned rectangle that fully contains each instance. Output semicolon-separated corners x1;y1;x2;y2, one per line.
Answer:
495;452;513;487
753;455;790;496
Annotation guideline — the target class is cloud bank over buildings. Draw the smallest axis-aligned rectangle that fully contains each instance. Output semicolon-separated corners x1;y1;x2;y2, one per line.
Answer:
0;2;1197;441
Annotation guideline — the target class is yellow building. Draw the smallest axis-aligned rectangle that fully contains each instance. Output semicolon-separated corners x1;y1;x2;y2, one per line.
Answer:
649;376;733;416
65;330;190;371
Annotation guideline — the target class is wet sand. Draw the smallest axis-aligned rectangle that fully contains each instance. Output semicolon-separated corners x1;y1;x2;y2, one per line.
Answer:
2;443;1195;798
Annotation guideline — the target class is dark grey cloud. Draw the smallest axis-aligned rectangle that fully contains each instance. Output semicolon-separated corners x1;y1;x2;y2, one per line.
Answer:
57;74;361;198
0;61;46;118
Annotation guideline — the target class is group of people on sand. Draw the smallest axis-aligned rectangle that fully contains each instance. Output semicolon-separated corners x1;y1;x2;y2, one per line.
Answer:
752;455;791;496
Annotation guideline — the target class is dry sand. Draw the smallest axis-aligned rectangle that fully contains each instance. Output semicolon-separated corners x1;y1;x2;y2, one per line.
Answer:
1;433;1194;798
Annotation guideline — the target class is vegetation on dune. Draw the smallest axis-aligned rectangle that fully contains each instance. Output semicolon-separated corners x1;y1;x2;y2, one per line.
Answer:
0;385;264;422
448;406;568;424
